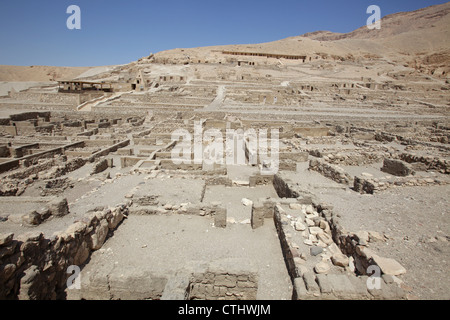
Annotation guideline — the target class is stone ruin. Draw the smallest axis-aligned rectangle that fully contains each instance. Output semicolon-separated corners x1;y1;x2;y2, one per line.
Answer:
0;43;449;301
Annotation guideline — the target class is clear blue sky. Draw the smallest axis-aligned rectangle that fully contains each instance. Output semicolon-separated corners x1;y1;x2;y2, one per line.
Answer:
0;0;447;67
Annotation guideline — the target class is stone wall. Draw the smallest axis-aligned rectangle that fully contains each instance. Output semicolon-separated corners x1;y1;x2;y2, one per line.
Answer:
3;197;69;227
251;198;276;229
249;174;273;187
353;174;449;194
3;158;57;180
91;158;110;175
120;156;144;168
268;174;408;300
308;149;385;166
273;204;298;282
9;112;51;122
273;174;300;199
0;156;86;196
129;201;227;229
309;158;353;185
159;160;203;171
205;176;233;187
381;158;414;176
0;204;128;300
10;92;103;106
279;160;297;171
314;202;408;285
293;127;329;137
398;152;449;174
0;145;10;158
88;140;130;162
19;141;84;168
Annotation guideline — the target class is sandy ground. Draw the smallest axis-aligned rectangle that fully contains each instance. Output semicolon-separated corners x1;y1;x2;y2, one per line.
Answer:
0;81;54;96
76;213;293;300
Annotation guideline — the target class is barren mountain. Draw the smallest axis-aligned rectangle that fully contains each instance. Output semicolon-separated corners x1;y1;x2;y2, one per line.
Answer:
150;2;449;75
304;2;450;42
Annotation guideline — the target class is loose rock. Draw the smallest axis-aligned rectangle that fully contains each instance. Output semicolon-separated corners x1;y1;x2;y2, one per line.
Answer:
314;261;331;274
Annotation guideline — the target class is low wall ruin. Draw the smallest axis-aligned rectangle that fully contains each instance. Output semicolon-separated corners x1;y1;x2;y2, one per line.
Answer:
309;159;353;185
353;175;449;194
0;204;128;299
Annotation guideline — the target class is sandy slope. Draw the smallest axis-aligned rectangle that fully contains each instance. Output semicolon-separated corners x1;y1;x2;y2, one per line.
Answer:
0;65;92;82
153;2;450;68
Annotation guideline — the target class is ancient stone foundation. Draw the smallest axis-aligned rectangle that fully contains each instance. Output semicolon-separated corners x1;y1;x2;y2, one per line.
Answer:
0;204;128;299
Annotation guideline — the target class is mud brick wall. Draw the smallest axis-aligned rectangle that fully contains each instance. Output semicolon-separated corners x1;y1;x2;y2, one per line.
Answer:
375;131;450;152
0;160;21;176
189;271;258;300
0;205;128;300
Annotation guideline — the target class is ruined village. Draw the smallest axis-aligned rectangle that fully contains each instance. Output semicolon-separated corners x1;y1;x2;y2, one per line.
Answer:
0;2;449;301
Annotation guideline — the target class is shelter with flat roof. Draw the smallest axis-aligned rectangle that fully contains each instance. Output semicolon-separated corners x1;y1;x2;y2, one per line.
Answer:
58;80;113;93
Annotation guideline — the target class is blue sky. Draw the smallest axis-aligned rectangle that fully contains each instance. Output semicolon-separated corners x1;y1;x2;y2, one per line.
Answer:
0;0;447;67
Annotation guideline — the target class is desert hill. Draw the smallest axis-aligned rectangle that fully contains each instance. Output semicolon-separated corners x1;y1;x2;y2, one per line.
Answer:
0;65;92;82
150;2;449;74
